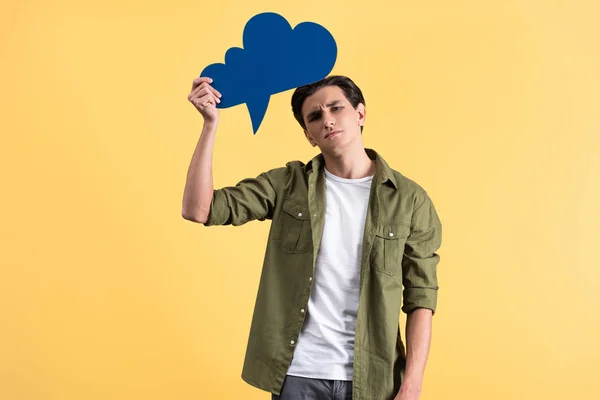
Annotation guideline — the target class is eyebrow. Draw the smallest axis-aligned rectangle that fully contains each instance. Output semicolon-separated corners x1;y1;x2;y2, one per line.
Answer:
306;100;343;120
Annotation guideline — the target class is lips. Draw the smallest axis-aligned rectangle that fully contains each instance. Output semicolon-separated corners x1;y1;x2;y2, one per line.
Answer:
325;130;342;139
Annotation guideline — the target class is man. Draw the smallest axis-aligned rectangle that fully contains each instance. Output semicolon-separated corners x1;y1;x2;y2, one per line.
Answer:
182;75;442;400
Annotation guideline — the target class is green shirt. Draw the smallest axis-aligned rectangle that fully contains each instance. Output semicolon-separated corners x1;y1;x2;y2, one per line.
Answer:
203;148;442;400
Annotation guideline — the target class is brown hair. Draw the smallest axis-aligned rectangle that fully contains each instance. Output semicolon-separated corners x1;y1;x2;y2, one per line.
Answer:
291;75;366;132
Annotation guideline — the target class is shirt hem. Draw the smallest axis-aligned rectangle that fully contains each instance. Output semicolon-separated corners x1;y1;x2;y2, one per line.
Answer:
241;373;277;395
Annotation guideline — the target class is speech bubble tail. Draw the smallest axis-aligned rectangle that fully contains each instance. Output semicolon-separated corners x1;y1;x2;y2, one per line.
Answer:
246;95;271;134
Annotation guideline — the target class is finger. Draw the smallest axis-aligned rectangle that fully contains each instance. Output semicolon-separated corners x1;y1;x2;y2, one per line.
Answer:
190;88;220;104
192;92;219;108
188;84;211;101
206;93;220;106
211;86;222;98
206;92;220;105
191;77;213;91
189;82;220;100
189;82;209;98
190;79;222;100
192;82;222;100
191;77;212;91
208;86;222;100
190;92;212;106
200;96;216;108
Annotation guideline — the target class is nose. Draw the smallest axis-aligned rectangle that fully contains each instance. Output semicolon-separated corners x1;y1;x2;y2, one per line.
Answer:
323;111;335;129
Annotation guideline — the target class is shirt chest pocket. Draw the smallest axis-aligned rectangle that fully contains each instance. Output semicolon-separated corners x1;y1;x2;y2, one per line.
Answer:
273;199;312;253
372;223;410;276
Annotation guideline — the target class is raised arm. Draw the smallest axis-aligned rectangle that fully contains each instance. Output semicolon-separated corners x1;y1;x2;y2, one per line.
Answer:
182;77;222;223
182;76;280;226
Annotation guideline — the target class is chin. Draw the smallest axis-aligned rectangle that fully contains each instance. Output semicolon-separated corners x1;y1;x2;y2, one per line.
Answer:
324;142;348;156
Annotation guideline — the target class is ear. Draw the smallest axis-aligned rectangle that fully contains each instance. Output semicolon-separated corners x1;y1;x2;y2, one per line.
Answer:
356;103;366;127
304;129;317;147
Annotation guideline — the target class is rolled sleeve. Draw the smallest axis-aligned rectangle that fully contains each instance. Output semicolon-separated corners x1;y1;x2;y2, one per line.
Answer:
203;170;280;227
401;192;442;314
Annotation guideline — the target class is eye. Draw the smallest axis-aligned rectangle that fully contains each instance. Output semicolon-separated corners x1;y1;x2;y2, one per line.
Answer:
332;106;343;111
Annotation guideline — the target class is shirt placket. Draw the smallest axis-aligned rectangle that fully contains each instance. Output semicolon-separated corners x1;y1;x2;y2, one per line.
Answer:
352;165;383;400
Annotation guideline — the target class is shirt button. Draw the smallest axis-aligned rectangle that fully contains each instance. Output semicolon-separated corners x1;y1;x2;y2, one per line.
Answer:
301;308;305;313
290;340;295;345
389;232;394;237
298;212;303;217
309;277;313;281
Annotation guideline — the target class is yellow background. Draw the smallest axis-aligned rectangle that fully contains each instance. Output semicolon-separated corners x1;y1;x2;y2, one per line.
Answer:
1;0;599;399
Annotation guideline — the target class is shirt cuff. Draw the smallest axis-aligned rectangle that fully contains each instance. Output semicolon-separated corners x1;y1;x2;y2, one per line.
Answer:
402;287;438;314
202;190;228;226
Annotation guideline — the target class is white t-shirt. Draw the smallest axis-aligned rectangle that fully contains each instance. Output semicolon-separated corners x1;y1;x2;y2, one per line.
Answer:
286;167;374;380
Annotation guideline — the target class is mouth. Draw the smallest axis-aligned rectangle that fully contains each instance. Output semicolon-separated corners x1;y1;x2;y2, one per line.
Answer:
325;130;342;139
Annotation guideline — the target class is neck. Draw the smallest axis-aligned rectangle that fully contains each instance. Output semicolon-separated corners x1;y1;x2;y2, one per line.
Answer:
322;143;375;179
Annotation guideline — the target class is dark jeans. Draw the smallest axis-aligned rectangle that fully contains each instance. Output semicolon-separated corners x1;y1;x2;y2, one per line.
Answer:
272;375;353;400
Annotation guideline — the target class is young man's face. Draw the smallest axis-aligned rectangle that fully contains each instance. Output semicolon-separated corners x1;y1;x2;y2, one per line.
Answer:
301;85;366;155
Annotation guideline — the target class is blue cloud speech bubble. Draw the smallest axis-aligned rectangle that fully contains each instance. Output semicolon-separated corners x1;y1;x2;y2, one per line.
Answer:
200;12;337;134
